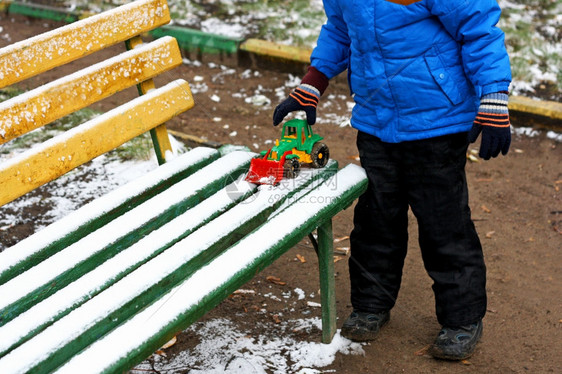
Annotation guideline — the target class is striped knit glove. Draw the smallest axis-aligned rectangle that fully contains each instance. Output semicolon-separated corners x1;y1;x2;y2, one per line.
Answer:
273;67;329;126
468;92;511;160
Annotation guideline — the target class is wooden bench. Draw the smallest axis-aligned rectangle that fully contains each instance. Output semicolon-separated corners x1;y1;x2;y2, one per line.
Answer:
0;1;368;372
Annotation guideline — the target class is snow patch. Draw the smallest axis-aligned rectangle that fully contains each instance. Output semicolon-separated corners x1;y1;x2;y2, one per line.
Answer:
132;318;364;374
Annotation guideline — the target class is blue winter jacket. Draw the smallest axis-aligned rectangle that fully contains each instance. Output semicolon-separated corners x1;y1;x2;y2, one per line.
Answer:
310;0;512;143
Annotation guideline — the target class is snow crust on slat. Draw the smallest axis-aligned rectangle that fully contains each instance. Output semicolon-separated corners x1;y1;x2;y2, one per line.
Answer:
0;151;253;312
0;0;169;86
0;37;179;141
268;161;338;219
0;177;256;356
54;164;367;374
0;161;337;373
0;147;218;279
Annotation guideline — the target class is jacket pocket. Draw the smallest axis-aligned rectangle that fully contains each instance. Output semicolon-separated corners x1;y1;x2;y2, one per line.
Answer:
423;49;463;105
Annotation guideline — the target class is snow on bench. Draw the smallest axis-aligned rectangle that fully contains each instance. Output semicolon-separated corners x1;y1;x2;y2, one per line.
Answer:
0;150;254;324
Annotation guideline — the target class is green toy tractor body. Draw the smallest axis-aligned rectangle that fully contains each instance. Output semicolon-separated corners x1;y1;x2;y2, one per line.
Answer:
246;119;330;185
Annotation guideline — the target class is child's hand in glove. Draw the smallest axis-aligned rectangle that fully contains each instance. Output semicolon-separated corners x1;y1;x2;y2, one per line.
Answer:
272;67;329;126
468;92;511;160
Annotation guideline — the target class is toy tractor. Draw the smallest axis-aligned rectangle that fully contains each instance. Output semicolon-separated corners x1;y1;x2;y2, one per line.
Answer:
246;119;330;185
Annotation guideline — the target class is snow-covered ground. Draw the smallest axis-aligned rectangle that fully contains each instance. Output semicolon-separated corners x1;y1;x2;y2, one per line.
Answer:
132;317;365;374
497;0;561;97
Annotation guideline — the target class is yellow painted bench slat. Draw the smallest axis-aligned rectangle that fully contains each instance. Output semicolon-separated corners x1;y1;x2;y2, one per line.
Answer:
239;38;313;64
0;37;182;145
0;79;194;206
0;0;170;89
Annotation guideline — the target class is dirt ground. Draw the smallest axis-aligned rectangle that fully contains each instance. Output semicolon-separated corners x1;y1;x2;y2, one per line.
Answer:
1;15;561;374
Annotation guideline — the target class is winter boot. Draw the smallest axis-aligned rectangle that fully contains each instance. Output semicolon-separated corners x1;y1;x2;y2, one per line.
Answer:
340;310;390;342
429;319;483;360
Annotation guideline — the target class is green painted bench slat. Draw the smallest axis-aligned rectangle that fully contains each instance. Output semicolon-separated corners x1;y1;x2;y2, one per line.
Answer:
0;147;219;286
0;151;253;326
55;164;368;373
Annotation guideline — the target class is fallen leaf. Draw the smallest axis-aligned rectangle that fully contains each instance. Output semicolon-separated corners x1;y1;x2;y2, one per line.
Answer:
461;359;472;365
155;350;167;357
296;254;307;263
414;345;431;356
334;247;350;255
485;231;495;239
160;336;177;350
266;276;286;286
334;235;350;243
272;314;281;324
481;205;491;213
233;289;256;295
333;255;345;263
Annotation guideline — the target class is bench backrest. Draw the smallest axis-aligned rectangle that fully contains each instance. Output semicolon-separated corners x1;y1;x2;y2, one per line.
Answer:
0;0;193;207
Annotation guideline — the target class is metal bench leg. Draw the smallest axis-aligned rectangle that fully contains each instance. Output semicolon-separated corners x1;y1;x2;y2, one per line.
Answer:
317;218;336;343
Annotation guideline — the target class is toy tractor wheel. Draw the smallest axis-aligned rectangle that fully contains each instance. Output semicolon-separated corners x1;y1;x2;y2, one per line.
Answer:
311;142;329;168
284;158;300;179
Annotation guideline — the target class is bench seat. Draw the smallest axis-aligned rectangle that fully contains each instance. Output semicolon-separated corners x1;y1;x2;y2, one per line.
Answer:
0;148;367;373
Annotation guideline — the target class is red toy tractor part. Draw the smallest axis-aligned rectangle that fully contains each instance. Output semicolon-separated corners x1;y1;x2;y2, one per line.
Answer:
245;150;296;185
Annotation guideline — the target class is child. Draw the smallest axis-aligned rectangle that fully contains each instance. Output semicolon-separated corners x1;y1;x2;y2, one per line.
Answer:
273;0;511;360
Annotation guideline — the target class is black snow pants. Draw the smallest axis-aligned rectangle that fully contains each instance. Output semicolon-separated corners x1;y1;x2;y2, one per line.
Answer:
349;131;486;327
